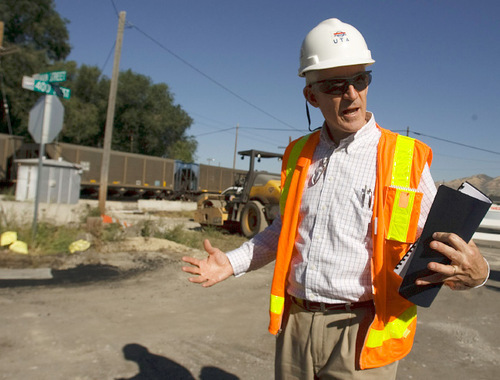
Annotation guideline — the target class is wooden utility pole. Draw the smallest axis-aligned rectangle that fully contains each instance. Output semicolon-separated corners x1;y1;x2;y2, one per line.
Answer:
99;11;126;214
232;123;239;171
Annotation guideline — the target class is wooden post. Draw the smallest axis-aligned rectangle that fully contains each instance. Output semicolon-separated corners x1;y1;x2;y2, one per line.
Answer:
99;11;126;214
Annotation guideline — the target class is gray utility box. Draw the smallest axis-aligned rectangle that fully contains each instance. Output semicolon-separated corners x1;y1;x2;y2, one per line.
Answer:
15;158;82;204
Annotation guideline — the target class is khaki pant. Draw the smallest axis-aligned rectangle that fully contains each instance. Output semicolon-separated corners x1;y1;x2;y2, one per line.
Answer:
275;302;398;380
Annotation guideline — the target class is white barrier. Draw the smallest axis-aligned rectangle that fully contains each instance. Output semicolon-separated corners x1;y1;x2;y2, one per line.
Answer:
473;232;500;242
474;206;500;241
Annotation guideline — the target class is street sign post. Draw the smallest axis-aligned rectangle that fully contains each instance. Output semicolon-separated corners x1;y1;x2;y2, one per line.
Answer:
22;70;69;239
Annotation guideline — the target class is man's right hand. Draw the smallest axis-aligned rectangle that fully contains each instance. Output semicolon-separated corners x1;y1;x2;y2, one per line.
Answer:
181;239;234;287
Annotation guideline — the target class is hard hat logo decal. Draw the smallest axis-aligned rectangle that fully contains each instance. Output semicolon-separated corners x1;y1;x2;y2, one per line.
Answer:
333;31;349;44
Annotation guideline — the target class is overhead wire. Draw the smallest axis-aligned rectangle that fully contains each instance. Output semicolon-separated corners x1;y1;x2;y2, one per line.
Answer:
98;41;116;79
409;131;500;156
108;0;301;132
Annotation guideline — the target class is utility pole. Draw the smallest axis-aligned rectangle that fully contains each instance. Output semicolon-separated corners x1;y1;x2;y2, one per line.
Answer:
406;126;410;136
232;123;239;184
99;11;126;214
232;123;239;171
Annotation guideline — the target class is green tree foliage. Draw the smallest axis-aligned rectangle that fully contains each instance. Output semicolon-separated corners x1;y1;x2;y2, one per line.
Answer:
112;70;195;160
1;0;70;60
0;0;70;137
0;0;197;162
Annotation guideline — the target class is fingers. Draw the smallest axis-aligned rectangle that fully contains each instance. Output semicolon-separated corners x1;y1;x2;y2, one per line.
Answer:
186;273;216;287
429;232;466;262
416;232;489;289
415;272;446;286
182;256;199;266
203;239;219;256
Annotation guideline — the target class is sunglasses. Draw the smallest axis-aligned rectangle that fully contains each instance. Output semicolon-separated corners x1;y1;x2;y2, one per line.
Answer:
310;71;372;95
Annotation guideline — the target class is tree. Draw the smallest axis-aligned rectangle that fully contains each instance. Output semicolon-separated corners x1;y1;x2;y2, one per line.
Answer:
111;70;196;161
59;63;107;146
0;0;70;60
0;0;71;136
0;1;197;162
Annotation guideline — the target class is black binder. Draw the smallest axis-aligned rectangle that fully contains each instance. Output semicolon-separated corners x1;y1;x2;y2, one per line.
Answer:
397;182;491;307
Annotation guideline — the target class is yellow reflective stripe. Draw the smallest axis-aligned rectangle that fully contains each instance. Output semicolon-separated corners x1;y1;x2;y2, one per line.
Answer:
270;294;285;315
366;305;417;348
391;135;415;188
387;188;416;241
280;134;311;215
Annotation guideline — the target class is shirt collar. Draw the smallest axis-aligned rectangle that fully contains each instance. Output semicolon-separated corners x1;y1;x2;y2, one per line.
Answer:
320;112;378;152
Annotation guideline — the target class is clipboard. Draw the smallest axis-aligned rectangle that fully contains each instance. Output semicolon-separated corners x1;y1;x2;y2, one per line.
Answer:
397;182;491;307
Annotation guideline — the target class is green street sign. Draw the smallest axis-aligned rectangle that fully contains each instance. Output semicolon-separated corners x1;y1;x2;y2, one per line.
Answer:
33;80;71;99
34;70;67;83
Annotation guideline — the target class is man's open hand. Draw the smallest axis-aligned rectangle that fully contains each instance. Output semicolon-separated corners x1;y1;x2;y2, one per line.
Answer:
181;239;234;287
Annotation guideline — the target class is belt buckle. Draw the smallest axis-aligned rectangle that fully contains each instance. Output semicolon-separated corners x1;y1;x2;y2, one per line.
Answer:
320;302;326;312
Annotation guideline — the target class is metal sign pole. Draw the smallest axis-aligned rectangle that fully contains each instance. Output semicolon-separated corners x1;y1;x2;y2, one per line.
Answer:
31;95;52;240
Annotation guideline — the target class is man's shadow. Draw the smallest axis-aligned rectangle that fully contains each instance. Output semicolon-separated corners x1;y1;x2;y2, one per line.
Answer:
116;343;239;380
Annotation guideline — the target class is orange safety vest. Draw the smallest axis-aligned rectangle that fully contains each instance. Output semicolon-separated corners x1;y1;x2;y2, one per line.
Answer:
269;125;432;369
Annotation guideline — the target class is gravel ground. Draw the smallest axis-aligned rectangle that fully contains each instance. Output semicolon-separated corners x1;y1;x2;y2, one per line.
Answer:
0;199;499;379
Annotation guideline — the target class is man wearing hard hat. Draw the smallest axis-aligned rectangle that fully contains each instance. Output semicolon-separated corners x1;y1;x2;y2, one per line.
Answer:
182;18;490;379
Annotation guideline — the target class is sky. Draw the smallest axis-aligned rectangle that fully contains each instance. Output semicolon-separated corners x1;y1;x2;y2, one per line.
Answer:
53;0;500;182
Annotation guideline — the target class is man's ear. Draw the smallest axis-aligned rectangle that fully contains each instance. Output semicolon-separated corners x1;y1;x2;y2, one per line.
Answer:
303;86;319;108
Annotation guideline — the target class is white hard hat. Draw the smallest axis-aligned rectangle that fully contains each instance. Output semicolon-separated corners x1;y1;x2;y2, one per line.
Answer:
298;18;375;77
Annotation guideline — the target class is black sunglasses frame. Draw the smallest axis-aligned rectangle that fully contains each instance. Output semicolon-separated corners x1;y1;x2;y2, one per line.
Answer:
310;71;372;95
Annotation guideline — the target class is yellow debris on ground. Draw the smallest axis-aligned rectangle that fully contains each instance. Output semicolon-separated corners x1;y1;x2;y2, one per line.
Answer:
1;231;17;246
68;239;91;254
9;241;29;255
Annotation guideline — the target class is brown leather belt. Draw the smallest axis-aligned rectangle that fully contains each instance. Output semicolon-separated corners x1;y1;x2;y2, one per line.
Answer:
291;296;374;312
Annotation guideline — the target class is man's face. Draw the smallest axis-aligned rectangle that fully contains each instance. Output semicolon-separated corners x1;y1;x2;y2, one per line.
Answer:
304;64;369;143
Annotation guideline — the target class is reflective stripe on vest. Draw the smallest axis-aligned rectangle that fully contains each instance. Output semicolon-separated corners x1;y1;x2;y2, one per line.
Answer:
270;294;285;315
365;305;417;348
391;135;414;187
386;135;417;242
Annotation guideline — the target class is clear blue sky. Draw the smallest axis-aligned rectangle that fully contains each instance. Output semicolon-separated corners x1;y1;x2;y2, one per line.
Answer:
53;0;500;181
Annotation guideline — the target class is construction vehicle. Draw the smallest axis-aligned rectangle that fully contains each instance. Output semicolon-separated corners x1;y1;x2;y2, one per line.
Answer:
194;149;283;238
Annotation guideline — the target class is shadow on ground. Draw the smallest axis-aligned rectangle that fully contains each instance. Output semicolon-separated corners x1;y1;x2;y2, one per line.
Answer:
0;264;143;288
116;343;239;380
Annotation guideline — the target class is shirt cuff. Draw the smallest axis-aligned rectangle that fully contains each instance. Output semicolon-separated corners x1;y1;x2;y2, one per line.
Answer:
226;243;253;277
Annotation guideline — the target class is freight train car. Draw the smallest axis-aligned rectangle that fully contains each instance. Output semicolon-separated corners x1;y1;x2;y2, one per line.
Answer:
0;133;248;200
0;133;24;186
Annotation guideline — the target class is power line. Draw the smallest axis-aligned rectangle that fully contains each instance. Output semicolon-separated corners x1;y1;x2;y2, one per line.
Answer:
195;126;235;137
410;130;500;156
108;1;302;132
99;40;116;78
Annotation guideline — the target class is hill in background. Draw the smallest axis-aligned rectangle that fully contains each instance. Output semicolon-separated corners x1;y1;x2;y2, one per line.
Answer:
439;174;500;202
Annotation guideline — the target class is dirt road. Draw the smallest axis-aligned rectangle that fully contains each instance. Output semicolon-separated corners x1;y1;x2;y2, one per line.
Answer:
0;239;499;379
